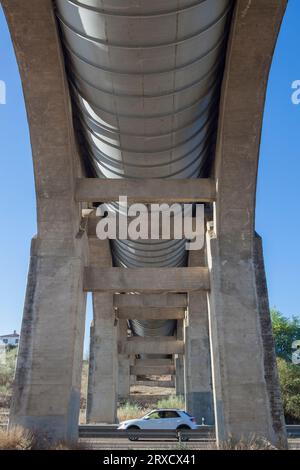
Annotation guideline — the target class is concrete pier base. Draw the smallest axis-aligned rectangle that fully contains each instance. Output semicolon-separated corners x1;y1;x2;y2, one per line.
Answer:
87;293;118;424
118;320;131;400
175;321;184;396
184;292;214;425
206;228;287;446
9;237;87;442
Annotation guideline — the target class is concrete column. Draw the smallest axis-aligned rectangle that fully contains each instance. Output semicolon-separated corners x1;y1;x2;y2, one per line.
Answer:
175;320;184;396
9;236;87;442
206;227;287;446
118;320;130;400
87;293;118;424
184;292;214;425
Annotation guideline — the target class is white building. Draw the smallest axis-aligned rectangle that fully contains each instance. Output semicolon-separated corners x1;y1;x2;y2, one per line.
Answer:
0;330;19;347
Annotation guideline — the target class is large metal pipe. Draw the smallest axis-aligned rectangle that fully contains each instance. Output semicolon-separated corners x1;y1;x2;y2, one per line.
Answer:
55;0;233;337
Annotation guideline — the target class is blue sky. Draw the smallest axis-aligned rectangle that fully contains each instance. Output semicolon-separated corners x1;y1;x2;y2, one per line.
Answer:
0;2;299;354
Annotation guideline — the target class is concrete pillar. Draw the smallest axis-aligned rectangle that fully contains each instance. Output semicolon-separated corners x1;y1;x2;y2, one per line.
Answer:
184;292;214;425
9;236;87;442
118;320;130;400
175;320;184;396
87;293;118;424
206;226;287;446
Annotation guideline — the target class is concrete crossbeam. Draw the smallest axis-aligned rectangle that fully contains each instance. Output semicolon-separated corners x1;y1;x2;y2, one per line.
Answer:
135;359;174;367
84;267;210;293
87;216;201;239
76;178;216;203
117;307;185;320
131;365;175;375
114;293;188;308
119;337;184;355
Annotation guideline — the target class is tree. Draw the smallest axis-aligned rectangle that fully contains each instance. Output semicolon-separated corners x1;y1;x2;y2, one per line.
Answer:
277;358;300;424
271;309;300;361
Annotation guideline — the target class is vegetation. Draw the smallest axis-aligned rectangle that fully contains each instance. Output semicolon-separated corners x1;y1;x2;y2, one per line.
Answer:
271;309;300;361
271;309;300;424
0;426;86;450
0;347;17;397
277;358;300;424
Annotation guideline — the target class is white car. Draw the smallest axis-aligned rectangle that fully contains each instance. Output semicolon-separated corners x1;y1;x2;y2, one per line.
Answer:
118;409;197;440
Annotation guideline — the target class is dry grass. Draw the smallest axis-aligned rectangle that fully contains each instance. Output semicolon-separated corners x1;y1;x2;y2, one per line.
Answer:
218;435;277;450
0;426;34;450
0;426;87;450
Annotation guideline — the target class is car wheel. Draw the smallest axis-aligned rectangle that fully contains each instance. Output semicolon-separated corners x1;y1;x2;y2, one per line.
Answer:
127;425;140;441
176;425;191;442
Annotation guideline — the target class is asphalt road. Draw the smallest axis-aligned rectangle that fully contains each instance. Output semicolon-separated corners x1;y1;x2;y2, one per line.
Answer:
79;438;300;451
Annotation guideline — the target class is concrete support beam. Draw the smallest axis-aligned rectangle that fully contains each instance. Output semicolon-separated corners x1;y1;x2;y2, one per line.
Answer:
84;267;210;293
76;178;216;203
2;0;87;444
87;216;200;240
207;0;288;447
114;294;187;309
184;292;214;425
87;293;118;424
183;251;213;424
117;320;130;399
9;237;87;442
135;359;174;367
175;320;185;396
117;307;185;320
119;337;184;355
131;365;175;376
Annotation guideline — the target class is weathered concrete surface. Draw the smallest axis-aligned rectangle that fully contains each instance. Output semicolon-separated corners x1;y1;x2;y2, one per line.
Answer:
87;293;118;424
175;320;185;396
84;267;210;293
2;0;87;442
114;294;187;309
117;307;185;320
2;0;83;240
76;178;216;203
119;337;184;355
9;237;87;442
131;365;175;376
184;251;214;425
87;239;118;423
207;0;288;447
254;234;287;442
184;292;214;425
117;320;130;399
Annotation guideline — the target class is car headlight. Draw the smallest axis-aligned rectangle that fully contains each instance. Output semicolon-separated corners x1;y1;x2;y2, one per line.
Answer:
118;422;127;429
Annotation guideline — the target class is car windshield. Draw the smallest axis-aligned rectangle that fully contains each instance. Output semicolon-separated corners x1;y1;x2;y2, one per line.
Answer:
146;411;161;419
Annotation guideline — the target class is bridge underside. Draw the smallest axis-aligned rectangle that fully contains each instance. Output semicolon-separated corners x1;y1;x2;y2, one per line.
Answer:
2;0;288;447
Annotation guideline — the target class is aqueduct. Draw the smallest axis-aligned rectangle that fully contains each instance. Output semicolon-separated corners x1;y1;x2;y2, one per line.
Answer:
2;0;288;446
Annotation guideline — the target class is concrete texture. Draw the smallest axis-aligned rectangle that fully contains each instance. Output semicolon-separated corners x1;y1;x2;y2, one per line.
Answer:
117;320;131;399
175;320;185;396
114;294;188;309
117;307;185;320
76;178;216;203
119;337;184;356
2;0;87;443
87;293;118;424
184;251;214;425
84;267;210;293
254;233;287;442
9;237;87;442
206;0;288;447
